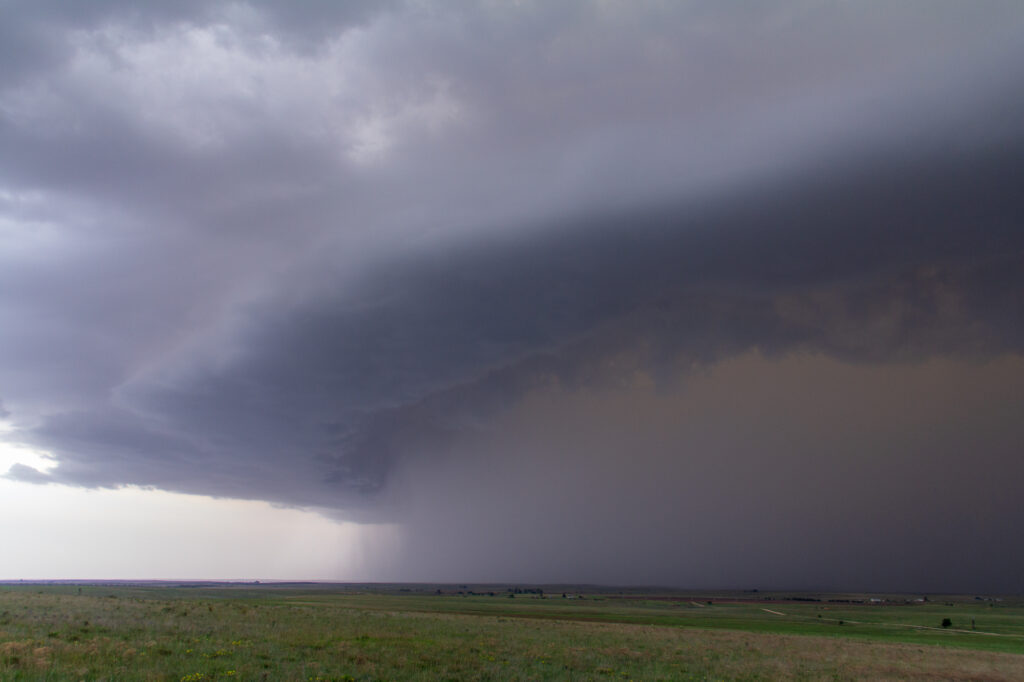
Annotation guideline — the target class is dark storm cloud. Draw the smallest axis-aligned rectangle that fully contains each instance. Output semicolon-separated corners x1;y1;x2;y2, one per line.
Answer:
19;130;1024;508
2;0;1024;588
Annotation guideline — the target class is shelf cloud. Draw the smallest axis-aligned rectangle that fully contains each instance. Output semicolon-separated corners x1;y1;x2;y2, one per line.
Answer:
2;0;1023;590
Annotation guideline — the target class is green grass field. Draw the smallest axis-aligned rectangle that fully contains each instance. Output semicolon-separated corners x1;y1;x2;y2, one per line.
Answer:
2;583;1023;680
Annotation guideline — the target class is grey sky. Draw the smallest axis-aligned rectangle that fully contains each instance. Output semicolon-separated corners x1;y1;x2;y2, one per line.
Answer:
2;1;1023;589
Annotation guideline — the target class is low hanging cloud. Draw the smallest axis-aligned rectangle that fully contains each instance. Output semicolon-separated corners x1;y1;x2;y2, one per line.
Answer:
2;0;1024;590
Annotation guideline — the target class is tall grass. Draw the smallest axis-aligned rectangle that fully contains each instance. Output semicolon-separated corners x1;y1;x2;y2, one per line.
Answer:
1;585;1022;680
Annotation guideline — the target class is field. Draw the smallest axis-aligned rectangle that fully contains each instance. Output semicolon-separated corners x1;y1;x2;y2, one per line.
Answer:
2;583;1024;680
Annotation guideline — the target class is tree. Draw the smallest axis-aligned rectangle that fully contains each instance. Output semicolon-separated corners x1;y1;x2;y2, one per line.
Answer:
941;618;952;628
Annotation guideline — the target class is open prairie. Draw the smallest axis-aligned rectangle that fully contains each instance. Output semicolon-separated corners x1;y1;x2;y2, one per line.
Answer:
2;583;1023;680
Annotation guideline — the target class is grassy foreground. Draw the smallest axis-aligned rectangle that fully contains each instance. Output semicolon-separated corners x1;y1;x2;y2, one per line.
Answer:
1;584;1023;680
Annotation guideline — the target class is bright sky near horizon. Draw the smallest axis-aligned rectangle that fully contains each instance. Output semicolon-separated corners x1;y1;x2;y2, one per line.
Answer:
0;425;394;581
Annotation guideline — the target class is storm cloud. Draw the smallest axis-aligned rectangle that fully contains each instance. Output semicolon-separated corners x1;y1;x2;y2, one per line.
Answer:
2;1;1023;590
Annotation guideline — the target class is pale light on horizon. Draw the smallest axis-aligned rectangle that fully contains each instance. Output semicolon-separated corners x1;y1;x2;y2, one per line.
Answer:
0;431;396;582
